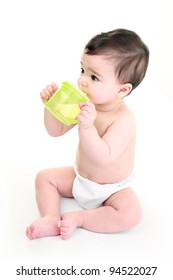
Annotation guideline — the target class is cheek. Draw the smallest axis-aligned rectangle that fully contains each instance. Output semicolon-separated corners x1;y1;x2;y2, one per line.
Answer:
91;89;106;103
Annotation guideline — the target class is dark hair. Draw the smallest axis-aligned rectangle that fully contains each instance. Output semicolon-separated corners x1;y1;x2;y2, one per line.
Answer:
85;28;149;91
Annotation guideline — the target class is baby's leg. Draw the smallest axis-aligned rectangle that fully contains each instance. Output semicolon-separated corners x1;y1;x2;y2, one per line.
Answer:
59;187;142;239
26;166;75;239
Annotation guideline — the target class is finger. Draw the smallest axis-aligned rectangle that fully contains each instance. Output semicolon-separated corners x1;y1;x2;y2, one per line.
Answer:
77;114;86;123
77;111;90;121
81;106;93;115
47;84;56;97
47;84;54;94
40;91;49;100
79;102;95;111
44;86;54;99
40;86;52;99
79;102;89;108
51;82;58;93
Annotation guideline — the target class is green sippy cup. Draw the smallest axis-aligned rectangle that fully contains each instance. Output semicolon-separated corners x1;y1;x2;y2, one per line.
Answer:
44;81;89;125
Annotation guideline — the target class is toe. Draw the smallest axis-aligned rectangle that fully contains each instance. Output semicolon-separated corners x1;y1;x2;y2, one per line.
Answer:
59;220;68;229
26;227;33;240
60;233;69;240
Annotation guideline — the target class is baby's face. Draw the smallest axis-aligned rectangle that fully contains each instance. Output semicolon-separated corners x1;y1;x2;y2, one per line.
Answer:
77;52;121;105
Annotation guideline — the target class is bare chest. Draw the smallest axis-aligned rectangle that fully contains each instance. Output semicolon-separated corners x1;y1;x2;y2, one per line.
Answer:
94;112;116;137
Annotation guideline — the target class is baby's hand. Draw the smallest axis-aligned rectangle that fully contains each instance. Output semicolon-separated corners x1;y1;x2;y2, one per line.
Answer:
77;102;97;129
40;82;58;102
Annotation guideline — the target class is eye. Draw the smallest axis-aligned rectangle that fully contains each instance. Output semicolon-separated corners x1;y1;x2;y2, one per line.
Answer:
91;75;99;81
80;67;84;74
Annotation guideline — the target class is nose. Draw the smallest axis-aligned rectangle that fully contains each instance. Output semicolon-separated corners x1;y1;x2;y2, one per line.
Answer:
78;76;88;90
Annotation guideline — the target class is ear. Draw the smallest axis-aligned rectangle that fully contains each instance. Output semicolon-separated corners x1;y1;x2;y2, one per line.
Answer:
117;83;133;97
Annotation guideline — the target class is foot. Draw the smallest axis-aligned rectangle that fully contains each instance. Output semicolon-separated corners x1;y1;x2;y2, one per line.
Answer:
26;215;60;240
58;211;84;240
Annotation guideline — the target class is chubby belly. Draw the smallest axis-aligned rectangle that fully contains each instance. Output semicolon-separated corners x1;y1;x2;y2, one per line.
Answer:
76;145;134;184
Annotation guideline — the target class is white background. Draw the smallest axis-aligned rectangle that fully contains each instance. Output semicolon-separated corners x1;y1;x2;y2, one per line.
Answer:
0;0;173;279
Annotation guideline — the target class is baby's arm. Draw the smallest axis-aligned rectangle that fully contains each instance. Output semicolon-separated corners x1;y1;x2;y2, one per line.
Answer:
40;83;75;136
78;102;135;166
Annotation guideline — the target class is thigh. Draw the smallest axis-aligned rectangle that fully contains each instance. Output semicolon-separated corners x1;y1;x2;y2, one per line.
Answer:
103;187;141;212
37;166;76;197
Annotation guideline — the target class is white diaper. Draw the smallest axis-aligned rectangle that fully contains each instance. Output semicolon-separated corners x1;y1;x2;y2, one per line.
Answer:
72;166;134;209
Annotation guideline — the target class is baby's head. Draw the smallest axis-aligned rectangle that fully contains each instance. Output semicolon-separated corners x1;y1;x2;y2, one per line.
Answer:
85;28;149;93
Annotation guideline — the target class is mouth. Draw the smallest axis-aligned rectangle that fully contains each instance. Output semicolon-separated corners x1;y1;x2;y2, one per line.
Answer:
78;85;90;99
84;92;89;98
80;88;88;96
83;92;90;101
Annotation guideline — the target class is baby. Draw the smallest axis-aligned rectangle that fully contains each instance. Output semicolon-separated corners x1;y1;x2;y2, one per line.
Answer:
26;28;149;240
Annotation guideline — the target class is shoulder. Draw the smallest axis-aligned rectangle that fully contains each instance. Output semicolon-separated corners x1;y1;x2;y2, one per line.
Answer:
109;104;136;136
114;102;135;125
120;105;136;127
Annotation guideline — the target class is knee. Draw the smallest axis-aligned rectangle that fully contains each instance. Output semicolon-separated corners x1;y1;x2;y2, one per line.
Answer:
121;204;142;230
35;169;49;188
